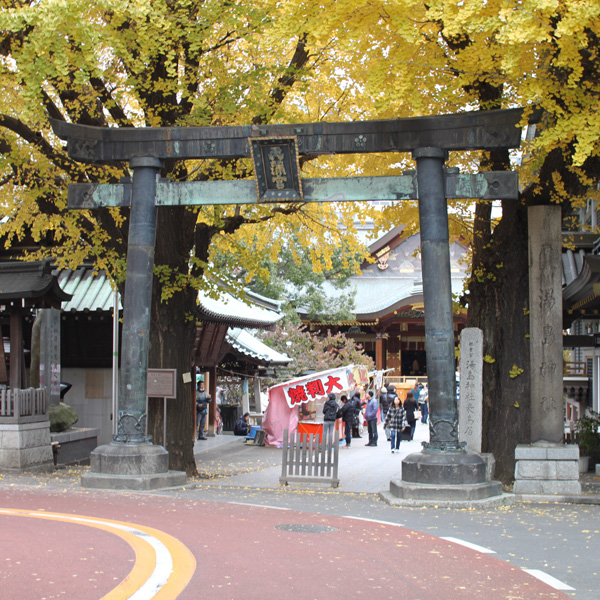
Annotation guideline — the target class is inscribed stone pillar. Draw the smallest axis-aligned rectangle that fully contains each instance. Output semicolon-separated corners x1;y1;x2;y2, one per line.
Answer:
459;328;483;453
39;309;61;405
528;205;563;443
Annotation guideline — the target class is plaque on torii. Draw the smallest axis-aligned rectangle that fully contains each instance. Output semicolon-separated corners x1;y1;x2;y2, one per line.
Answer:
51;108;523;494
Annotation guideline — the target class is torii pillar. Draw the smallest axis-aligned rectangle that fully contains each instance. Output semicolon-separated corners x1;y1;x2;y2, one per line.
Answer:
388;148;504;505
81;157;186;490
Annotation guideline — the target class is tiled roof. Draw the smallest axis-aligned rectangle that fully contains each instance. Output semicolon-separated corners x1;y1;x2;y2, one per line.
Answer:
297;232;468;320
562;248;587;287
58;265;283;328
349;276;465;318
226;328;291;365
197;288;283;328
0;259;71;304
59;267;119;312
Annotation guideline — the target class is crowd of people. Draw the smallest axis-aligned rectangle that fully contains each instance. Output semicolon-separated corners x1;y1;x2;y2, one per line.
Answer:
322;381;429;453
195;374;430;454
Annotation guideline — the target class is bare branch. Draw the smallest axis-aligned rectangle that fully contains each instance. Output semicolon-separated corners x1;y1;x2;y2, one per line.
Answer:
0;113;81;177
253;33;311;125
88;76;133;127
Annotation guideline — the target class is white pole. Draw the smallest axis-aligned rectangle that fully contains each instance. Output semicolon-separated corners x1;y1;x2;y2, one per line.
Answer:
163;397;167;446
112;289;120;436
592;348;600;417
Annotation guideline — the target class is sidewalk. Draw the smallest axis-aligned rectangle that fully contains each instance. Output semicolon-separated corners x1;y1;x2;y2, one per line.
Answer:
192;419;430;493
192;421;600;500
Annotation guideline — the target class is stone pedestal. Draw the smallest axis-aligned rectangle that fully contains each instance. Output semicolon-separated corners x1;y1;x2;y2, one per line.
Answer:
381;449;510;507
0;421;53;472
513;443;581;495
51;427;99;466
81;443;186;490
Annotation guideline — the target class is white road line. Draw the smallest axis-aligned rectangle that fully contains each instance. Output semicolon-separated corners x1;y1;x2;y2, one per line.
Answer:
441;536;496;554
342;516;404;527
127;531;173;600
228;502;291;510
522;569;575;591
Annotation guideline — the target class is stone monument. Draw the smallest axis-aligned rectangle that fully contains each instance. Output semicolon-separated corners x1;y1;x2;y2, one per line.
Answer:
458;327;496;481
458;327;484;454
513;205;581;496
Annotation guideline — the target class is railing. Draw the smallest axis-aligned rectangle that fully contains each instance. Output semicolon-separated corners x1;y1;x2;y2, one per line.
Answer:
564;361;587;377
280;429;340;488
0;387;48;424
385;376;428;389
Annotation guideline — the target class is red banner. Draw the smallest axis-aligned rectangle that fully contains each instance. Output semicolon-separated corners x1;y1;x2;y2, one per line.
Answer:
280;365;369;408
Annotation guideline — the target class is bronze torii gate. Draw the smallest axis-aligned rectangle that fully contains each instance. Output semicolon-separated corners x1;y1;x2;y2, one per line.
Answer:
51;109;522;495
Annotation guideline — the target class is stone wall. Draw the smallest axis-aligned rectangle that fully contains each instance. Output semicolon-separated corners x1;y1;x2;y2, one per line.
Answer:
0;421;53;471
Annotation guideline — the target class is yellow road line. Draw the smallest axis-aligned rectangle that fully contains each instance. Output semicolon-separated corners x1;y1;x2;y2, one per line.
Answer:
0;508;196;599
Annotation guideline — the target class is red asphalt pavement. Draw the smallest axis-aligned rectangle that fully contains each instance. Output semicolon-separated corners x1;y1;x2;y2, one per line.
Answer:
0;485;571;600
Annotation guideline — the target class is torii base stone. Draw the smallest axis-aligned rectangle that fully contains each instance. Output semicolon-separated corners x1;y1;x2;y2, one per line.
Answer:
81;443;186;491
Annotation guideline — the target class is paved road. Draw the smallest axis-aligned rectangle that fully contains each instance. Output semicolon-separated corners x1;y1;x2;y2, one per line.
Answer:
0;420;598;599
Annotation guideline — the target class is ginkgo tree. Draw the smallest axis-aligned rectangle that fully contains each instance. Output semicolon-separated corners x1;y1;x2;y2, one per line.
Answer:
283;0;600;481
0;0;380;474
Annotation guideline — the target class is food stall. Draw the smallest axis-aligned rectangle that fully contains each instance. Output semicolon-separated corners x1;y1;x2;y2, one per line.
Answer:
262;365;370;447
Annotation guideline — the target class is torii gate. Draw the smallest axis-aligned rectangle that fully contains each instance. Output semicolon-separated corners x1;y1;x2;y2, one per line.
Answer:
51;109;523;493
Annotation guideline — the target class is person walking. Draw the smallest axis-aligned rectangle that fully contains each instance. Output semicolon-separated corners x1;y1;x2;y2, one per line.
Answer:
385;385;399;441
322;392;339;442
338;395;354;448
403;390;419;440
418;384;429;423
384;395;407;453
379;386;391;437
350;391;364;438
364;391;379;446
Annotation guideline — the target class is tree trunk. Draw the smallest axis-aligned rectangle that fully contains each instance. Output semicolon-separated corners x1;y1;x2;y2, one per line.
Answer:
147;206;199;476
148;290;198;475
467;199;531;483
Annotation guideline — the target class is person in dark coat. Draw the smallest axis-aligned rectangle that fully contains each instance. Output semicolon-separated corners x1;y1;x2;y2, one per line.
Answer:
403;390;419;440
379;387;391;440
386;385;400;441
338;395;354;448
364;391;378;446
234;412;250;436
196;380;211;440
350;391;364;438
322;392;339;442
